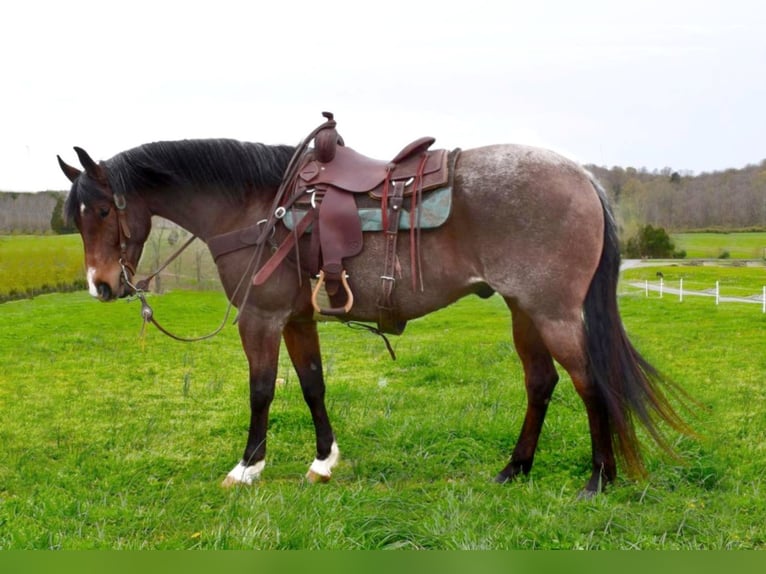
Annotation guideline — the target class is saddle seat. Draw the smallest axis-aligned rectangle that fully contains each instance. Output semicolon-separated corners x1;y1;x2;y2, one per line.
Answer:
297;137;448;198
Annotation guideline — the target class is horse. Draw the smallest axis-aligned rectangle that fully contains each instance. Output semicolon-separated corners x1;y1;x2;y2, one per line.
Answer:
57;122;688;496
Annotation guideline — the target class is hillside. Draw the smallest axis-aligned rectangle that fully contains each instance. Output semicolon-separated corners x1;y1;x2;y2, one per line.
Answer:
586;160;766;232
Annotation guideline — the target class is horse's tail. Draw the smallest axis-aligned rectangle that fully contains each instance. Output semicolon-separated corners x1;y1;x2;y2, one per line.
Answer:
583;175;690;476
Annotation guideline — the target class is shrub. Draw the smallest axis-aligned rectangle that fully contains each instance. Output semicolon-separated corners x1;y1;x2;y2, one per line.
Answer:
623;224;682;259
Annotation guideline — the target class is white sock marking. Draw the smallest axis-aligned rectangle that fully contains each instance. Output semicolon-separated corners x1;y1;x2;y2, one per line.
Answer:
308;441;340;478
226;460;265;485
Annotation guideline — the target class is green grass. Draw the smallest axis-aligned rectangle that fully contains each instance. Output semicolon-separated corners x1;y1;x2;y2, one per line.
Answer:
0;231;221;302
672;232;766;259
1;290;764;549
0;235;86;300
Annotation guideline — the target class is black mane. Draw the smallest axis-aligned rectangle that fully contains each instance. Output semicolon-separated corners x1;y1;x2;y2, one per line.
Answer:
65;139;295;222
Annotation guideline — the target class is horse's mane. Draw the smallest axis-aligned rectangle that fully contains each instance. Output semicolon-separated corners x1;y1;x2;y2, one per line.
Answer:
65;139;295;222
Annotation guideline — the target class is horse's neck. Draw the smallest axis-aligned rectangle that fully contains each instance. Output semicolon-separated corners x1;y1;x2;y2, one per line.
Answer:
143;188;265;240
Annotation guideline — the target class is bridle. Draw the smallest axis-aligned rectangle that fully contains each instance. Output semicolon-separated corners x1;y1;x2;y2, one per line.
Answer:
98;167;238;343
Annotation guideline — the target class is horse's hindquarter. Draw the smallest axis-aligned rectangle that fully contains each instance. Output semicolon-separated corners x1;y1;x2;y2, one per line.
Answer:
452;144;605;310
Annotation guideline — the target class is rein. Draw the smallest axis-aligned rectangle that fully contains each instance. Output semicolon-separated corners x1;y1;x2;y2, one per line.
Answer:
117;235;243;343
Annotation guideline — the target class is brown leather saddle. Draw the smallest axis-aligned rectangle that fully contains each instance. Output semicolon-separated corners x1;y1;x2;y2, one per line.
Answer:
285;115;451;333
208;112;455;335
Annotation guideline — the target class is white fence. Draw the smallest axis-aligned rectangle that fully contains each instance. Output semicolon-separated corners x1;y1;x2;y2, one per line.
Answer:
625;279;766;312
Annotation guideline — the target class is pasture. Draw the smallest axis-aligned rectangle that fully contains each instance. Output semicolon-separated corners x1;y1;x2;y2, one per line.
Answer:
1;289;764;549
0;230;220;302
0;235;85;301
672;232;766;260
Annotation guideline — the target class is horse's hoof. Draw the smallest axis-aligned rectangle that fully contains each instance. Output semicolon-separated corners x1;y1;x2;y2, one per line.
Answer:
576;488;599;500
306;469;332;484
221;475;245;488
305;441;340;484
494;473;511;484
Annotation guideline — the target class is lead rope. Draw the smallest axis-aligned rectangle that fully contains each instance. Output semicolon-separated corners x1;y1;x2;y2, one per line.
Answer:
121;237;262;343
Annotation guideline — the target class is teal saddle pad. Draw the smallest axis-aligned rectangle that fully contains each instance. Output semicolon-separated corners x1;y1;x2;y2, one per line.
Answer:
282;186;452;232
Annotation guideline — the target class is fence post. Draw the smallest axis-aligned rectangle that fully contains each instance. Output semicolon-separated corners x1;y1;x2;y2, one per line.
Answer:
660;277;664;298
645;280;649;297
716;281;720;306
763;286;765;314
679;278;683;302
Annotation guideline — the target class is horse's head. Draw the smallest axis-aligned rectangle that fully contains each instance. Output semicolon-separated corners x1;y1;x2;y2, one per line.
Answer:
58;147;152;301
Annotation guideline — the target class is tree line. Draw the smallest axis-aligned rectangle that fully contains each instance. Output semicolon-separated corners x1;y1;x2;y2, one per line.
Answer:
3;157;766;243
586;159;766;233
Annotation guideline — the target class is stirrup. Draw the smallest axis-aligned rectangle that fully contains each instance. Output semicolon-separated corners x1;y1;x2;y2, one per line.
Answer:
311;270;354;316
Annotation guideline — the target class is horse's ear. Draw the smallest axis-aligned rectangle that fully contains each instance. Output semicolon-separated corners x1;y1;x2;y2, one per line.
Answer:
73;146;106;183
57;155;82;183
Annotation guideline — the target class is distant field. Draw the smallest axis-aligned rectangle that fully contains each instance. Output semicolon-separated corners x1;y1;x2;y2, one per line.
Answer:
0;235;85;300
0;229;221;301
672;232;766;259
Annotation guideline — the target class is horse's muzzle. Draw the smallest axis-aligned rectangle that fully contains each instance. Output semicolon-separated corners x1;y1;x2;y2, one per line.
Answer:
96;282;114;301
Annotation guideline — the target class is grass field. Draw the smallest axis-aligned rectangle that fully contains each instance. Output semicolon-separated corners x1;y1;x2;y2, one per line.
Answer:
1;290;764;549
672;232;766;259
0;235;85;300
0;230;220;302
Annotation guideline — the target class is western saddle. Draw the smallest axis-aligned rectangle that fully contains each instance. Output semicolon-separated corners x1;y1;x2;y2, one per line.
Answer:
208;112;454;336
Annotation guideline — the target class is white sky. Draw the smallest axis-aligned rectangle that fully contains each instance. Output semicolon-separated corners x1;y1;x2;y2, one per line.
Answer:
1;0;765;191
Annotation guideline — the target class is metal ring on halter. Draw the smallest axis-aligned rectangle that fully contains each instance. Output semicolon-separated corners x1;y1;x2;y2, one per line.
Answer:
119;258;140;293
274;206;286;219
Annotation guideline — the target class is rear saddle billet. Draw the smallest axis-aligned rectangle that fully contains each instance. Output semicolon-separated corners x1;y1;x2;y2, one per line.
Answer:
209;112;454;335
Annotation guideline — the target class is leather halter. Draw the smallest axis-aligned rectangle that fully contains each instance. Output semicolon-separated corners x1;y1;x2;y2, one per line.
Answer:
112;189;136;278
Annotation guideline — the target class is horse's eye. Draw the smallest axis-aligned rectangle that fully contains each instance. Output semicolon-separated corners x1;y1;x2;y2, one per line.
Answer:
99;207;111;219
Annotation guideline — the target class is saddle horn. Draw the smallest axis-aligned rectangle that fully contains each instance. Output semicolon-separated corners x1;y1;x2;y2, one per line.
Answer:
314;112;342;163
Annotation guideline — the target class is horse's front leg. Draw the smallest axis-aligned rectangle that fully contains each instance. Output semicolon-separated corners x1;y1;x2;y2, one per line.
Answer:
283;320;339;482
222;314;282;487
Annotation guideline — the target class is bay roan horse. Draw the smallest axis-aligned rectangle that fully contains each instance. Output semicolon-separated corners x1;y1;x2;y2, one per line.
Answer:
58;128;688;496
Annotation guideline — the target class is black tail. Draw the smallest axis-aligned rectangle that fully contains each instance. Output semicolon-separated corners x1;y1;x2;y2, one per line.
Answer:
583;176;690;476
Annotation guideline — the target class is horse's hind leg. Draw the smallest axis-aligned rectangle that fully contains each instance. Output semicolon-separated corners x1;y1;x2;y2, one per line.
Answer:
531;312;617;495
282;320;339;482
496;301;559;483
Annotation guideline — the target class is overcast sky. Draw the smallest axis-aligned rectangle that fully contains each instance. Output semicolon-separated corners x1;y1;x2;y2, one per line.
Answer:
1;0;764;191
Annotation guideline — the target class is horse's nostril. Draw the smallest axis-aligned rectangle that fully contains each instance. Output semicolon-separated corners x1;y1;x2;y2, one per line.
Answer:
96;282;113;300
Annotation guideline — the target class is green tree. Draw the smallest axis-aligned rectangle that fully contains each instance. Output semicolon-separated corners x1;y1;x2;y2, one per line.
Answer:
623;224;684;259
50;195;76;234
